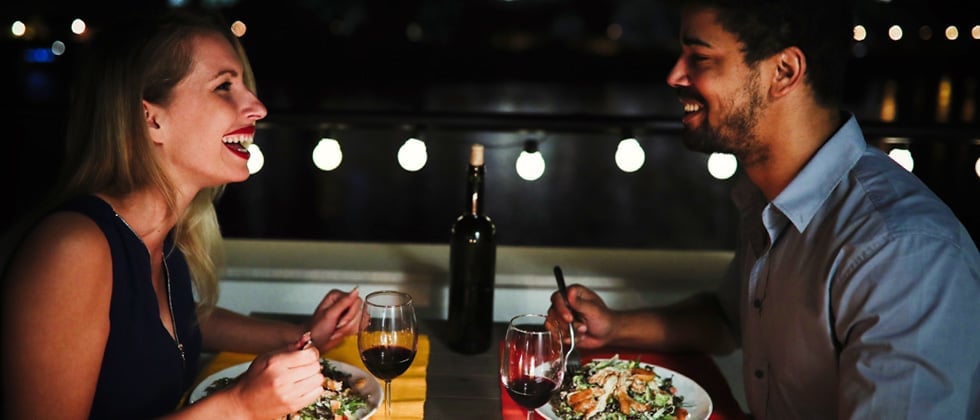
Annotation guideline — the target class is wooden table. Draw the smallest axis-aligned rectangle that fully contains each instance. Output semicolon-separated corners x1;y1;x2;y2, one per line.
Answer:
240;314;745;419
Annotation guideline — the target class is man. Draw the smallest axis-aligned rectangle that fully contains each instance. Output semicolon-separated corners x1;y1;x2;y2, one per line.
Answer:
549;0;980;418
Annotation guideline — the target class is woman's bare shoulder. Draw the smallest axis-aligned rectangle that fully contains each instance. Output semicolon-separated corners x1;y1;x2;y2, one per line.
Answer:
4;210;113;295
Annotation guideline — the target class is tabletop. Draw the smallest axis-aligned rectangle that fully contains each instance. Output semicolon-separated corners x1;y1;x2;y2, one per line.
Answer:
219;314;747;419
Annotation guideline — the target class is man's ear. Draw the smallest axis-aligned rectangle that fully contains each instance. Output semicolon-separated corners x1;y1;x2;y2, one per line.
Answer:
770;46;805;99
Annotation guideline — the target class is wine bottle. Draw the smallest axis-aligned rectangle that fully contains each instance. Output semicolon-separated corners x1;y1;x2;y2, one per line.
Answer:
447;143;497;354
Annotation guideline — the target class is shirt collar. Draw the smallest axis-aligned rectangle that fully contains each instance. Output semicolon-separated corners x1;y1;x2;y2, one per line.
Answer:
734;114;866;233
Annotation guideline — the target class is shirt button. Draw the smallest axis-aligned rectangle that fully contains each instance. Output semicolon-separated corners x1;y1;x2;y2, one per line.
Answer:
753;299;762;309
754;369;764;379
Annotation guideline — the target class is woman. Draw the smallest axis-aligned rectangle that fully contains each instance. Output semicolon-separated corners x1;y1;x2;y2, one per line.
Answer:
1;9;362;419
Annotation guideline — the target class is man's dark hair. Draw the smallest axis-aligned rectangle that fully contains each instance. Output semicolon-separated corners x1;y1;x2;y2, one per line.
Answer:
675;0;853;108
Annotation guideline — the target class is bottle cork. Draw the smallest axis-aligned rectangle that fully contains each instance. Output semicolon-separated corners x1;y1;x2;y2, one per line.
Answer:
470;144;485;166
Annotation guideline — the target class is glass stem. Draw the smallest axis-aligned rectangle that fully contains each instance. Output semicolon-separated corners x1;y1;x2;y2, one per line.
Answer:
385;380;392;418
526;409;533;420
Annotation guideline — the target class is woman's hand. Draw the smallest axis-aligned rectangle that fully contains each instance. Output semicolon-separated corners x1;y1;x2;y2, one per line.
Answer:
547;284;616;349
309;288;363;351
227;332;325;419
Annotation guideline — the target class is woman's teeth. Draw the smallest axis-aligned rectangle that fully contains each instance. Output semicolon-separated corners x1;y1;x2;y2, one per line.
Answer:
222;135;253;149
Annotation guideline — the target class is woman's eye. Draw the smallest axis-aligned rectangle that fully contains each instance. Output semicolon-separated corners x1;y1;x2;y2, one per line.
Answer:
216;81;232;91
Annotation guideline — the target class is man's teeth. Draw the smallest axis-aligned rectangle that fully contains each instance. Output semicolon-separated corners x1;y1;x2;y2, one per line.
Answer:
222;135;253;148
684;103;702;113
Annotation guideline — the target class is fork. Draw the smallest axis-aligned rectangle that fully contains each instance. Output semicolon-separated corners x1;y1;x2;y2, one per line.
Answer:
554;265;583;372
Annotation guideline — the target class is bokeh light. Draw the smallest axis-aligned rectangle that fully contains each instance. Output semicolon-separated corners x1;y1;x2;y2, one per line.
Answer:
516;149;546;181
11;20;26;37
614;138;645;173
853;25;867;41
888;25;903;41
247;144;265;174
707;153;737;180
397;138;427;172
312;138;343;171
888;148;914;172
945;25;959;40
71;18;86;35
230;20;247;37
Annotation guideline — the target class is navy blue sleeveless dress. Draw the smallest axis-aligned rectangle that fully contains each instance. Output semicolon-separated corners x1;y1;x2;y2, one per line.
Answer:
59;195;202;419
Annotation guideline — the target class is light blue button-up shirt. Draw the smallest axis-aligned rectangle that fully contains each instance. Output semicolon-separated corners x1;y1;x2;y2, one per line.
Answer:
717;115;980;419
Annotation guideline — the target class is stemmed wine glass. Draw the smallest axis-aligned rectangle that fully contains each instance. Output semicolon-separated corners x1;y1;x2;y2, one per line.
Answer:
358;291;418;419
500;314;566;420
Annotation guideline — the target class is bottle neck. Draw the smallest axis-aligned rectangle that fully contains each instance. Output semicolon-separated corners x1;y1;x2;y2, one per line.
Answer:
464;164;485;215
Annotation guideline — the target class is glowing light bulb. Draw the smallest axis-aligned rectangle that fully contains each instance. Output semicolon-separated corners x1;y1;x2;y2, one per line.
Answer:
71;18;86;35
888;25;903;41
853;25;867;41
11;21;26;37
615;138;645;173
945;25;959;40
312;137;342;171
516;141;545;181
247;143;265;174
707;153;737;180
231;20;247;37
888;148;914;172
398;138;427;172
51;40;66;56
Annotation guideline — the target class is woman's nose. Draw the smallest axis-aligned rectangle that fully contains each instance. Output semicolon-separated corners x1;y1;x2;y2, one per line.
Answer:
244;92;267;121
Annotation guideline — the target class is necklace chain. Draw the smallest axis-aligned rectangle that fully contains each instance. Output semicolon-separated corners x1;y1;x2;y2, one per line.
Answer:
114;212;185;368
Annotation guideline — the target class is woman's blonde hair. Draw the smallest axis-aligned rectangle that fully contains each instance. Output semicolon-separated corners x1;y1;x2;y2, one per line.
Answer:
56;9;258;320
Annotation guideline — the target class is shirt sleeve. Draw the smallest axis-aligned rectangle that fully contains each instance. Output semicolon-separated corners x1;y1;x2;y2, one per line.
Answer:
832;233;980;419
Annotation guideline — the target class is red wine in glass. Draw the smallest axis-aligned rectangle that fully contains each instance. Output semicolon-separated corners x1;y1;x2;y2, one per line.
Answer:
358;291;418;419
360;345;415;381
500;314;566;420
505;376;558;410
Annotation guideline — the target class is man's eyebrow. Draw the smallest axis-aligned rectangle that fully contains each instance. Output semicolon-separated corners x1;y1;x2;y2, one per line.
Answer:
681;35;712;48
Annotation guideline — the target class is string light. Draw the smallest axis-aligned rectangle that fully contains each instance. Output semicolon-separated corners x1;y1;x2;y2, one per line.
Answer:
312;136;343;171
853;25;867;41
398;130;427;172
888;24;903;41
888;148;914;172
707;153;737;180
70;18;86;35
615;131;645;173
515;140;545;181
247;143;265;174
230;20;247;37
11;20;26;37
945;25;959;40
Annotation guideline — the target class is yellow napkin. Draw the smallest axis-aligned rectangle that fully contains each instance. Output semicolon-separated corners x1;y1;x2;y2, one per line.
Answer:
192;334;430;419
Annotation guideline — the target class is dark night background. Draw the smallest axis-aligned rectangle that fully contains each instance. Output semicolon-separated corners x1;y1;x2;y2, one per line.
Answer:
3;0;978;250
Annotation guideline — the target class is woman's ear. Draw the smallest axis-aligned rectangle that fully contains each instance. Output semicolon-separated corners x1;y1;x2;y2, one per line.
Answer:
142;99;166;145
142;99;161;130
770;46;806;99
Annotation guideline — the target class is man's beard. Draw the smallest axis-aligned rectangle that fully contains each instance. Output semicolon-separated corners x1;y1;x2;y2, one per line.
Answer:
680;73;767;165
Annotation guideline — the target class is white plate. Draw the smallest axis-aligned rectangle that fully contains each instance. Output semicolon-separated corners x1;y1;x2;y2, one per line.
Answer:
536;359;713;420
189;359;382;419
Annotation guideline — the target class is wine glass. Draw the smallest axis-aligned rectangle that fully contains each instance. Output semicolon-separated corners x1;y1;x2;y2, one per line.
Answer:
358;290;418;419
500;314;566;420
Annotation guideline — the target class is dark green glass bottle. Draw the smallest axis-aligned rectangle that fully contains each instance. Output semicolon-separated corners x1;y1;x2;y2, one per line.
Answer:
447;144;497;354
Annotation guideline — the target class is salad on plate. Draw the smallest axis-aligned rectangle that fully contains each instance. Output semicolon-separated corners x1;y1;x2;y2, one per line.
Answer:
550;355;690;420
199;359;374;420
